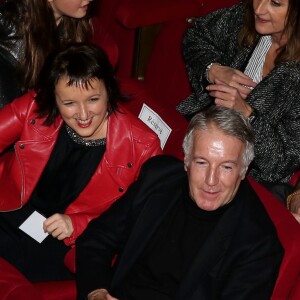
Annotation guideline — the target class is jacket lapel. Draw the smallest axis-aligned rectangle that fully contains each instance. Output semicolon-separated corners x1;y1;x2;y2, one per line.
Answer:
231;45;254;71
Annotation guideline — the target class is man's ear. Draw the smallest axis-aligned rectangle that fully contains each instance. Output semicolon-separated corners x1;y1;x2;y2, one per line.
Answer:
241;166;249;180
184;159;189;172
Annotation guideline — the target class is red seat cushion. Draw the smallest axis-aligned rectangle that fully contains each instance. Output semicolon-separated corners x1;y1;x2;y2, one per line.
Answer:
34;281;76;300
0;258;41;300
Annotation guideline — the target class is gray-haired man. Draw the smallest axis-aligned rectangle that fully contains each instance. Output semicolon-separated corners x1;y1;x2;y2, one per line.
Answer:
76;106;283;300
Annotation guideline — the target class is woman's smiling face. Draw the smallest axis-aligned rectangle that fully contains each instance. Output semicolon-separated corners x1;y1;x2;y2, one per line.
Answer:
55;76;109;140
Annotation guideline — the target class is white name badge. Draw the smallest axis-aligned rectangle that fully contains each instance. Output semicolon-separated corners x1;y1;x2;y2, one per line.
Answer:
19;211;49;243
138;104;172;149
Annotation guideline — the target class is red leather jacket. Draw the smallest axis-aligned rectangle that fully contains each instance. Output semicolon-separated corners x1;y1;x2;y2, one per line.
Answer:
0;92;162;246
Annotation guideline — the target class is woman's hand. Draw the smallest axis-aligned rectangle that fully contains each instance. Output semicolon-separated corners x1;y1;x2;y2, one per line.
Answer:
43;213;74;240
206;79;253;117
208;65;256;99
88;289;119;300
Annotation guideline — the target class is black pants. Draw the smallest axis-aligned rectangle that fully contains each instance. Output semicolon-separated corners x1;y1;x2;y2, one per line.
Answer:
0;202;74;282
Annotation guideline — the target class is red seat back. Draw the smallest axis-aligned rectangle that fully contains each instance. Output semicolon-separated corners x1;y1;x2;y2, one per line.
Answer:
248;177;300;300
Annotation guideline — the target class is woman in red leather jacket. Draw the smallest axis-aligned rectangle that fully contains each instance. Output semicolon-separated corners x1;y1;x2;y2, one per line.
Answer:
0;43;162;282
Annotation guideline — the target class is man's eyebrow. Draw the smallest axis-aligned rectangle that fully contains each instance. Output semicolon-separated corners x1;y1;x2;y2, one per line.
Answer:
222;160;239;165
192;155;206;160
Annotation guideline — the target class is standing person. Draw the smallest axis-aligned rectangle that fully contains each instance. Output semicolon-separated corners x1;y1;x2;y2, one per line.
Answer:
0;0;95;108
76;106;283;300
176;0;300;194
0;43;162;282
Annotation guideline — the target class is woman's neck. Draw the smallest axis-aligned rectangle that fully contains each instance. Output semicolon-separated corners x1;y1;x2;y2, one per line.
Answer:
262;34;287;78
263;43;282;77
55;16;63;26
271;33;287;48
48;2;63;26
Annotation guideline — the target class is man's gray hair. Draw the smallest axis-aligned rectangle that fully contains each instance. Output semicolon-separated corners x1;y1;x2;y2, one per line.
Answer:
183;106;255;174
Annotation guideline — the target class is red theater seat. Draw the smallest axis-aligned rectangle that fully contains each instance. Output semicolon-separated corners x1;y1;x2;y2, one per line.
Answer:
117;0;240;159
248;177;300;300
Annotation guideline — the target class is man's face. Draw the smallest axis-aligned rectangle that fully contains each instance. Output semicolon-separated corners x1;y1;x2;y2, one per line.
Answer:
184;127;247;211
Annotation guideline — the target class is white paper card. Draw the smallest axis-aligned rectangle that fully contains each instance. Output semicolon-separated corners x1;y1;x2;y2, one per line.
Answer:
19;211;48;243
138;103;172;149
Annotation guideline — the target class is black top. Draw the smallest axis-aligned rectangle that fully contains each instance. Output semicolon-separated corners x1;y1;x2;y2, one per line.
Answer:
121;182;232;300
30;124;105;217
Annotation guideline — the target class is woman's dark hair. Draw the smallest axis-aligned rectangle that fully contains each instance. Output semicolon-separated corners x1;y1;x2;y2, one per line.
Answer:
35;43;122;125
239;0;300;63
13;0;93;92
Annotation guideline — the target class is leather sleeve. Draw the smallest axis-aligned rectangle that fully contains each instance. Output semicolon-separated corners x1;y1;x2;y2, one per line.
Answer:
0;92;34;152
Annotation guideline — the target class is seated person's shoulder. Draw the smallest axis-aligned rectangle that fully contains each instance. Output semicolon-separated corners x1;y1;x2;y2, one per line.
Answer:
139;155;185;182
203;1;246;22
238;179;279;236
2;91;36;113
277;61;300;79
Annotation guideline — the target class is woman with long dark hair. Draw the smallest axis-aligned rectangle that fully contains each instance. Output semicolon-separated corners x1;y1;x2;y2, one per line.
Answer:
0;0;94;107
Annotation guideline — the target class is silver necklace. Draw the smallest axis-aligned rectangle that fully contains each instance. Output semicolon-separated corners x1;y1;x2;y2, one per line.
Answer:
65;124;106;147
